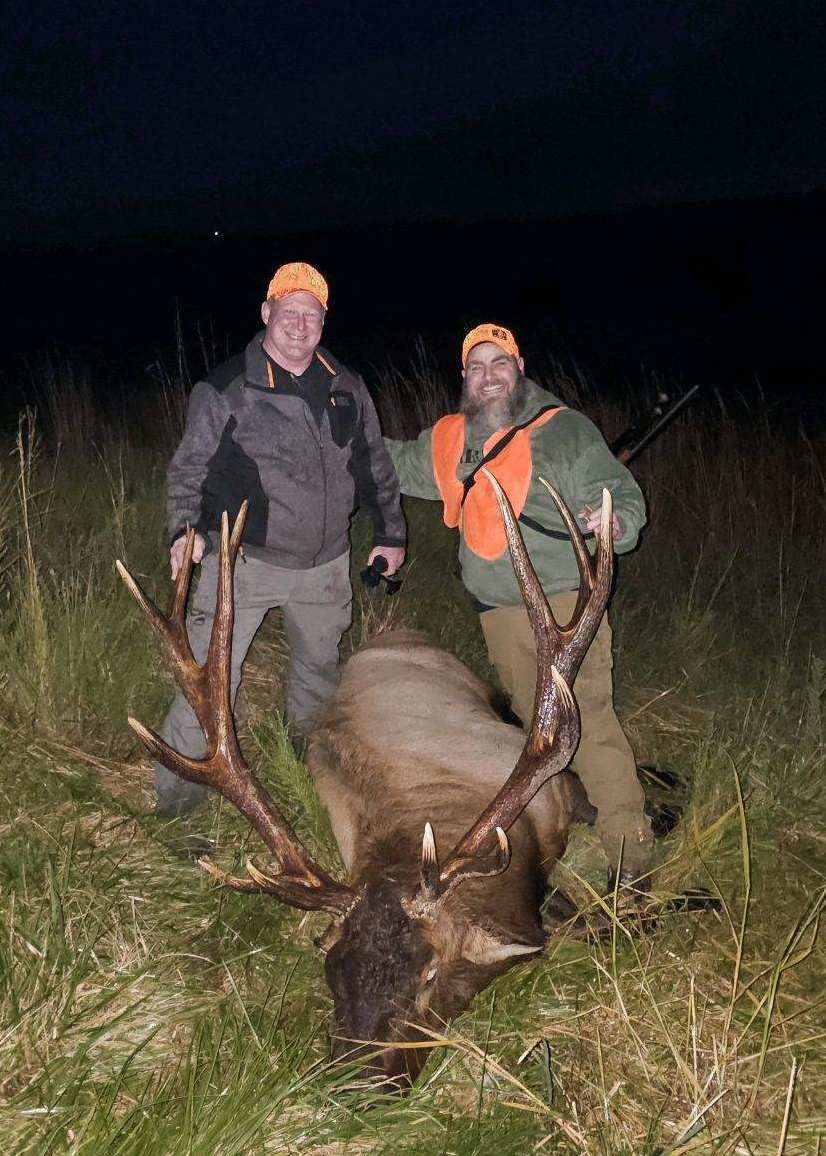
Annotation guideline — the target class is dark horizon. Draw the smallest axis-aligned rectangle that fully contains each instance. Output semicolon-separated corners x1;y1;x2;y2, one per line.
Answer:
4;182;825;259
4;189;825;425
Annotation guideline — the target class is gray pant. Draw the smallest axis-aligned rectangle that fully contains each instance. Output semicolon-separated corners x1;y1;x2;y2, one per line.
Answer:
155;549;352;815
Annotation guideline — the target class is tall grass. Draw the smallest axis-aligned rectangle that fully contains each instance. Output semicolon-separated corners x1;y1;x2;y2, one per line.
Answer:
0;354;824;1152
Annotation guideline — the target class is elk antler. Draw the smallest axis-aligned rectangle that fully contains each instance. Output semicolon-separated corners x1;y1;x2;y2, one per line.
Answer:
116;504;355;915
428;471;615;900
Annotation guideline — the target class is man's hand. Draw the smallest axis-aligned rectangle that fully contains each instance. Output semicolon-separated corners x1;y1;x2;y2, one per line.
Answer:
366;545;405;576
577;505;624;542
170;532;206;579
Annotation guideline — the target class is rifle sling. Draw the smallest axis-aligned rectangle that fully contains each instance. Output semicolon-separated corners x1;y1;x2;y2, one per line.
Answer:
517;512;594;542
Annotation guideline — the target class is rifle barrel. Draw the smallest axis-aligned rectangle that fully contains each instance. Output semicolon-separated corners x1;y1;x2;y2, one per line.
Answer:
616;384;701;464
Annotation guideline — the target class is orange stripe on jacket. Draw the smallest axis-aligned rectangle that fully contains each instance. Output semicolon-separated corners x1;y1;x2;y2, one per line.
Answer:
431;408;564;560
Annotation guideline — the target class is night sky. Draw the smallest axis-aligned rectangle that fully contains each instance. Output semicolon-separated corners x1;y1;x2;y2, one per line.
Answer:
4;0;825;247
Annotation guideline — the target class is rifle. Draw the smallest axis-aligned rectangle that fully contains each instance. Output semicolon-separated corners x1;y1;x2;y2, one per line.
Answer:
517;383;701;544
610;384;701;465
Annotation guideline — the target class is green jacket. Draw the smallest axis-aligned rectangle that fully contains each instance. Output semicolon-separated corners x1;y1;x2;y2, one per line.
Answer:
385;380;646;608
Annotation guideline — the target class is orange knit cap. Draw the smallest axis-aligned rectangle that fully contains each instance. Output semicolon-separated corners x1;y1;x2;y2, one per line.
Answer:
266;262;329;309
461;323;520;367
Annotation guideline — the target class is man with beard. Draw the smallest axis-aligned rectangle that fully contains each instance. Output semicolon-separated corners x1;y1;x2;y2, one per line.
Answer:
385;323;652;889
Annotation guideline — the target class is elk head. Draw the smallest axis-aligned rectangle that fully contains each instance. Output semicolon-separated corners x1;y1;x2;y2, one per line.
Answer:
317;836;550;1090
117;471;614;1090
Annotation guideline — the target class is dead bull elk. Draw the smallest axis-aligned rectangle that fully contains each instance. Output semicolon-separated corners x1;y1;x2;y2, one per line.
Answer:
117;473;614;1090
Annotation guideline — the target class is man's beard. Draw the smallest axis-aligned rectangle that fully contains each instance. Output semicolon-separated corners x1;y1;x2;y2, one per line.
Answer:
461;374;528;438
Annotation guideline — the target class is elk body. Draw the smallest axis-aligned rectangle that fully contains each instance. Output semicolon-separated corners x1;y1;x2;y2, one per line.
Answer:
118;473;614;1091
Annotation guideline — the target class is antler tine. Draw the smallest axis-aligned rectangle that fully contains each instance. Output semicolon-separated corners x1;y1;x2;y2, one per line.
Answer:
536;475;594;620
198;857;354;913
477;468;564;700
411;823;510;916
440;667;581;878
170;527;197;625
437;826;512;898
553;486;614;685
207;510;236;746
419;820;509;902
115;527;200;683
419;822;441;901
119;503;355;916
435;478;615;892
528;483;615;687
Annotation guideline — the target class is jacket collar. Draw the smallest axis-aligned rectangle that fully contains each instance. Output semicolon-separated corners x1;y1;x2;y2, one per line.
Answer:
244;331;343;389
513;378;564;419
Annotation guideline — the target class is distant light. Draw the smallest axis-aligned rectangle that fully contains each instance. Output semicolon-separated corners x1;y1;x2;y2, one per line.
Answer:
213;230;221;238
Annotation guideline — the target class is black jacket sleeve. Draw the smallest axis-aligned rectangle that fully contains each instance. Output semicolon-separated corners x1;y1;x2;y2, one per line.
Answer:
349;379;406;548
166;380;231;543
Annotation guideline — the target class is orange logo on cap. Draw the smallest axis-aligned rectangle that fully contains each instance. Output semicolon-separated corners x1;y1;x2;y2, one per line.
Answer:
267;262;329;309
461;323;520;366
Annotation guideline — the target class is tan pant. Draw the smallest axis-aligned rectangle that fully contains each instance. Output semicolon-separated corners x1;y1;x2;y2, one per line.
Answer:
480;593;653;875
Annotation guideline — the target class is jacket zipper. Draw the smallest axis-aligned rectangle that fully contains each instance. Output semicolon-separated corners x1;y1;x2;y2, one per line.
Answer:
313;374;337;566
298;390;328;567
315;442;328;567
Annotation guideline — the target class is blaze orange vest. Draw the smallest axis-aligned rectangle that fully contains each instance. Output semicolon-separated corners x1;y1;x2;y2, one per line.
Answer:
432;408;564;560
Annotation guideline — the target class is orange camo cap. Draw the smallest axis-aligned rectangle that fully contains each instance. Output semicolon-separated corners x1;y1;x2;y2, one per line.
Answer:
461;323;520;367
266;262;329;309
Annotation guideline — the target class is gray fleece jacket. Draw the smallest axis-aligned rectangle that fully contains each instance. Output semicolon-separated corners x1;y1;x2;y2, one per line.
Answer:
167;334;405;568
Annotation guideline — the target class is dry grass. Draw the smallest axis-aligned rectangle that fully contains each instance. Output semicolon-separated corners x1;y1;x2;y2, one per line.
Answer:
0;363;823;1152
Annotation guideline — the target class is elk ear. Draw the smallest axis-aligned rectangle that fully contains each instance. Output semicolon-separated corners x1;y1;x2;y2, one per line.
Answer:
461;925;544;967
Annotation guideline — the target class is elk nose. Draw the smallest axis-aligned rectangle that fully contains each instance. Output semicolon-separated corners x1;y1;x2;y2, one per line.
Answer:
330;1038;411;1096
